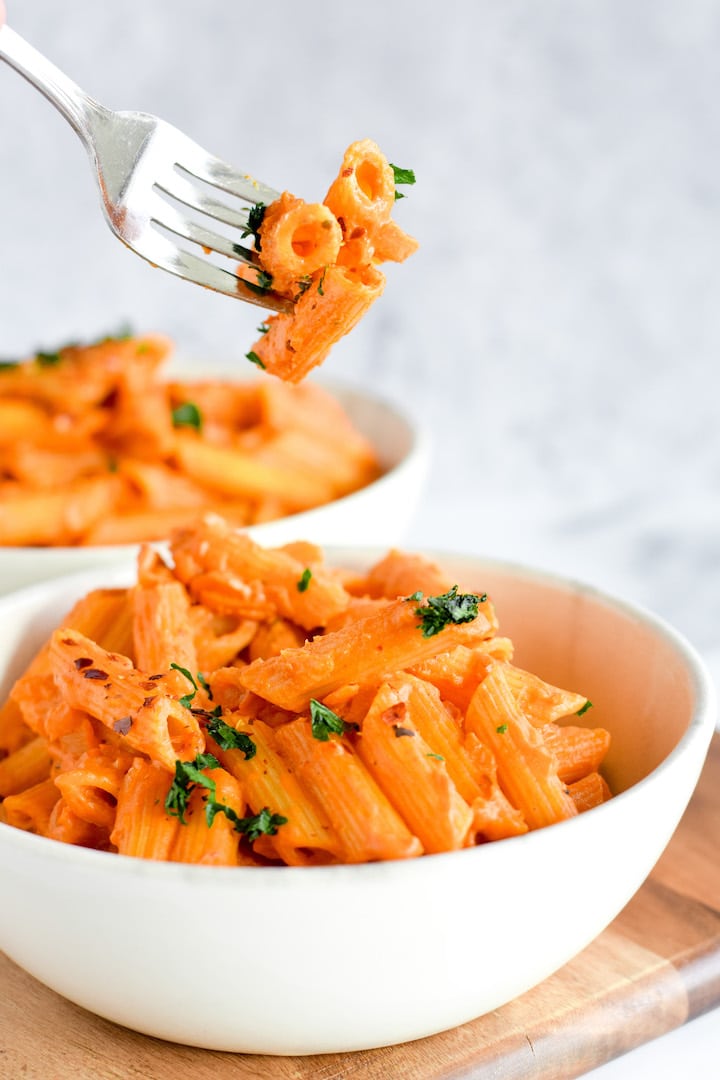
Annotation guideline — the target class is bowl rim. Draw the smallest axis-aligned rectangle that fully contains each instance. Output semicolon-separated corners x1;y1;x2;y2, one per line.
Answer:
0;548;715;884
0;377;430;558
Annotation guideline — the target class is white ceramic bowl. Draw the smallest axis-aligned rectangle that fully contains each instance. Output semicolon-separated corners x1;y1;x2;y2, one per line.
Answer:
0;552;715;1055
0;382;428;595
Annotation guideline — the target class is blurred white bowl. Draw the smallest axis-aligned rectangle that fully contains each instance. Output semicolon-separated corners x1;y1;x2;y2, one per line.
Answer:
0;383;429;595
0;551;714;1054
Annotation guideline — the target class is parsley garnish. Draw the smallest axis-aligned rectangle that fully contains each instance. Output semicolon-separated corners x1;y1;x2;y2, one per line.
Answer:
496;723;509;734
20;327;135;372
317;266;327;296
206;803;287;841
241;202;266;249
196;672;213;698
36;351;62;366
244;270;274;296
310;699;350;741
170;663;202;708
246;350;266;369
166;754;283;837
171;665;217;713
410;585;482;638
576;700;593;717
171;401;203;432
257;323;270;334
165;753;220;824
390;163;416;200
206;714;256;760
294;275;313;302
426;752;445;761
297;568;312;593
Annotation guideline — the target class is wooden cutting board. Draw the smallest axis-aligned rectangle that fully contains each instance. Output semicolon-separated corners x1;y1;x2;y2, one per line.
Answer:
2;735;719;1080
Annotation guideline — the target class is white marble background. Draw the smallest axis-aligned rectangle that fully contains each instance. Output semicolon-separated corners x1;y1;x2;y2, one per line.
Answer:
1;2;718;1076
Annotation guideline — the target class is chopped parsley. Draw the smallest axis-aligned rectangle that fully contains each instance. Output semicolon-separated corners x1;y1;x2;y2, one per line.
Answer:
206;714;256;760
256;322;270;335
576;700;593;717
297;568;312;593
165;754;286;838
409;585;483;638
36;350;62;367
241;202;266;249
171;401;203;432
196;672;213;698
496;723;509;735
3;328;136;372
165;753;220;824
294;275;313;302
246;350;266;369
170;663;202;708
390;163;416;200
426;752;445;761
310;699;350;741
244;270;274;296
206;803;288;841
317;266;328;296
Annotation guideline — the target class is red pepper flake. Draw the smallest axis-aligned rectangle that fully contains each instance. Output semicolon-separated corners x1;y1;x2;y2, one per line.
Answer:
147;673;165;681
142;696;155;708
113;716;133;736
393;725;416;738
383;703;407;725
83;668;109;680
61;638;77;647
73;657;94;670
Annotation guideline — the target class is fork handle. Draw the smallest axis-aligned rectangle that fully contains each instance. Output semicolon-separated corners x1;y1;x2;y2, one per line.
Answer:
0;25;105;147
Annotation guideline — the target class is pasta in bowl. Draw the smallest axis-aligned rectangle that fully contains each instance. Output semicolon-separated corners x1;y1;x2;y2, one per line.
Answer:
0;335;427;593
0;523;714;1054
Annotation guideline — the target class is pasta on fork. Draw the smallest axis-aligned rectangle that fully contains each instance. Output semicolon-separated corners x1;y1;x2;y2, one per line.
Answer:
241;139;418;382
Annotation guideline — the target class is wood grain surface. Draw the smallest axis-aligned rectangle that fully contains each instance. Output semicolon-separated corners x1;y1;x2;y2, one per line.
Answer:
1;736;718;1080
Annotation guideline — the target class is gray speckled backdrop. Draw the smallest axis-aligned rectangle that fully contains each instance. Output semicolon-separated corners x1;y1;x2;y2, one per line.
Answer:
1;0;719;677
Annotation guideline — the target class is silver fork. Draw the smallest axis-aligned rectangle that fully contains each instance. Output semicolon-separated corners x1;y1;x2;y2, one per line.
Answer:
0;25;291;312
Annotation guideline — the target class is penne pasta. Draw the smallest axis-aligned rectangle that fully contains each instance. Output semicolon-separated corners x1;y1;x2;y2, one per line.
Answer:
111;759;180;859
54;745;134;831
1;778;61;834
273;718;422;863
0;736;52;797
238;593;494;712
355;683;473;853
0;520;611;865
242;139;417;382
0;332;383;546
211;717;340;865
255;192;342;298
48;629;204;771
465;664;578;830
